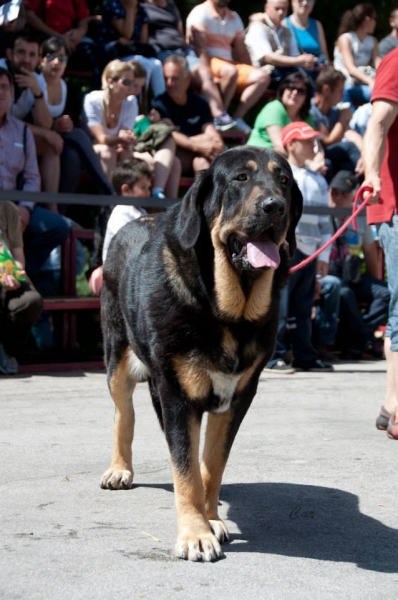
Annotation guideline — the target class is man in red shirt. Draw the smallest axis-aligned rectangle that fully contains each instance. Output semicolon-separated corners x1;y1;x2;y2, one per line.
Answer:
362;47;398;440
25;0;90;52
24;0;102;86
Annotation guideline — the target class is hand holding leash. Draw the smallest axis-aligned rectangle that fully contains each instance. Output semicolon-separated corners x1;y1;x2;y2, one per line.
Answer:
290;184;374;274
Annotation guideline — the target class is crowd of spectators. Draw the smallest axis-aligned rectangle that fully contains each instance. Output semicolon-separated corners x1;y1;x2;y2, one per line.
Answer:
0;0;396;372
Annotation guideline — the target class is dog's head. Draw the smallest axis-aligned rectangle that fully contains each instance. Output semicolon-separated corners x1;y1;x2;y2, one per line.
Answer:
177;147;303;272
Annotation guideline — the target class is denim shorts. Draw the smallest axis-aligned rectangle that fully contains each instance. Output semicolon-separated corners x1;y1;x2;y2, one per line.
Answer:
377;215;398;350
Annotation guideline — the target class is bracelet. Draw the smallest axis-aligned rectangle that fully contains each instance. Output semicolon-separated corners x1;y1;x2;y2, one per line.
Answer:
33;91;44;99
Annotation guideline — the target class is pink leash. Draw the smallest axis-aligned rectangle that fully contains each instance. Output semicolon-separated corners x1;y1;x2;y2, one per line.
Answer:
289;184;373;273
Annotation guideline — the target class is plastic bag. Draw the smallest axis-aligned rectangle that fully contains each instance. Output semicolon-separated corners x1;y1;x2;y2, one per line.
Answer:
0;229;25;286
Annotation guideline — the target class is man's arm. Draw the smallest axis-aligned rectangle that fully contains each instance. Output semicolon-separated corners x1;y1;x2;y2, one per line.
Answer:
362;99;398;202
232;31;251;65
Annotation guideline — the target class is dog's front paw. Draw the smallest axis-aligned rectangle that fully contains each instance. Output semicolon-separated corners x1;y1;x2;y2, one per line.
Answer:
209;518;230;544
100;467;133;490
175;528;224;562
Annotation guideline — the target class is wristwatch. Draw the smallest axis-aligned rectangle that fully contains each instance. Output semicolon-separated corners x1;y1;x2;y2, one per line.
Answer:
33;91;44;99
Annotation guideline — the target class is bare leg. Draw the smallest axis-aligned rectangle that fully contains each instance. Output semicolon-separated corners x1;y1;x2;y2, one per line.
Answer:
164;155;181;198
217;63;238;112
232;69;270;119
93;144;118;183
383;336;398;414
192;64;228;118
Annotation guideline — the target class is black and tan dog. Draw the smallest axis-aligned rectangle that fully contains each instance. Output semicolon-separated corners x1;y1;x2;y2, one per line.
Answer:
100;146;303;561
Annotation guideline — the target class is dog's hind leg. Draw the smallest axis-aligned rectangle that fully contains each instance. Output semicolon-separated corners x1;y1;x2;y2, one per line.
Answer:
101;347;138;490
200;411;233;544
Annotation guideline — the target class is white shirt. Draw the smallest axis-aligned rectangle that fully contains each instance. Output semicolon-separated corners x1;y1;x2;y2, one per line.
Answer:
0;58;46;120
333;32;376;85
102;204;147;262
291;164;332;262
83;90;138;136
186;1;244;62
245;13;299;67
38;73;68;118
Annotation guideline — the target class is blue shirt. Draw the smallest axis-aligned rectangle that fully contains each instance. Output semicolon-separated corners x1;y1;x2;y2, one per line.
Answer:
285;16;321;57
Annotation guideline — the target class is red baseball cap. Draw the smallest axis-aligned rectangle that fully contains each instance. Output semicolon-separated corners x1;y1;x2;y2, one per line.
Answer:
281;121;323;147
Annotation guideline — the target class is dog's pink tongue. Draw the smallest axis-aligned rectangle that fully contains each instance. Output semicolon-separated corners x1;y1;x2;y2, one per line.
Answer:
247;240;280;269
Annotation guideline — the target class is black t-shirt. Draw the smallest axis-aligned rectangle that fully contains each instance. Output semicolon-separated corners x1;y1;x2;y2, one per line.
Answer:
151;92;213;137
142;0;185;51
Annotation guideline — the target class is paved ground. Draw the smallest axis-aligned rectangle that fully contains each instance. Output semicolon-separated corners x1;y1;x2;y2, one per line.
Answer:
1;360;397;600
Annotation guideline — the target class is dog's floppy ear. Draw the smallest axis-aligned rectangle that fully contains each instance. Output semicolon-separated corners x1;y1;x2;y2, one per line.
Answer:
285;178;303;259
177;169;212;250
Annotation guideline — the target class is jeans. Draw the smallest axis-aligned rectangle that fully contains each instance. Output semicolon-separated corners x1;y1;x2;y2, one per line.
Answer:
23;207;69;276
60;128;114;196
338;275;389;353
288;249;319;367
377;216;398;351
314;275;341;345
343;83;372;111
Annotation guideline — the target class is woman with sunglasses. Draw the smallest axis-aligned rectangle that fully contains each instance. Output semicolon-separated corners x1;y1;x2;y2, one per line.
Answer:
333;3;381;107
247;71;315;156
39;37;115;198
285;0;329;71
83;59;180;198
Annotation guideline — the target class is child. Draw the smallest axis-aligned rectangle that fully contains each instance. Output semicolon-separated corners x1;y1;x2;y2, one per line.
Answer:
264;121;334;373
88;159;152;296
0;201;43;374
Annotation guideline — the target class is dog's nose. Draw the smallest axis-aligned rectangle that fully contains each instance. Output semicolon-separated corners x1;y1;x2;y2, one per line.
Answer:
261;197;286;217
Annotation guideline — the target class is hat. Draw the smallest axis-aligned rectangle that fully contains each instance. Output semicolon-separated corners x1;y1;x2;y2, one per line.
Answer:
281;121;323;147
329;170;358;193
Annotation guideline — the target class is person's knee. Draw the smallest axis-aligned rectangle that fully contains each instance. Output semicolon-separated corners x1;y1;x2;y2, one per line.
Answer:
193;156;211;172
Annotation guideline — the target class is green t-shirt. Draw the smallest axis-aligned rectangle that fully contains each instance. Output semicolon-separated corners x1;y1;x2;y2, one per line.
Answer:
247;99;315;148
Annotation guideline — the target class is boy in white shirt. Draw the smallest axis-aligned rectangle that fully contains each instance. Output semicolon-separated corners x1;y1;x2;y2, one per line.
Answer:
265;121;334;373
88;159;151;295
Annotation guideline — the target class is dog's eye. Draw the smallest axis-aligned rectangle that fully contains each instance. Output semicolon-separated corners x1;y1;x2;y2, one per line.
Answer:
279;174;289;185
234;173;248;181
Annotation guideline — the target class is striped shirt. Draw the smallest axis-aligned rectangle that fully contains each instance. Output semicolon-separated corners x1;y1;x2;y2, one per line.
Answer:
186;1;243;62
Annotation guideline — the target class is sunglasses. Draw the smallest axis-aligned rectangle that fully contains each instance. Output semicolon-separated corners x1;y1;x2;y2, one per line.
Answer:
286;84;307;96
45;53;68;63
118;78;135;88
298;0;314;5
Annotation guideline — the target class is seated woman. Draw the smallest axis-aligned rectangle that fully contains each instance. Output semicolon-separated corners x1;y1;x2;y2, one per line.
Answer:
285;0;330;80
82;59;180;199
247;71;315;155
99;0;166;98
333;3;381;108
38;36;115;204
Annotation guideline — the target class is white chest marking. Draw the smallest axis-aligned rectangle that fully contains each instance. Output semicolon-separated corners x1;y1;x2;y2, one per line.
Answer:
208;371;241;413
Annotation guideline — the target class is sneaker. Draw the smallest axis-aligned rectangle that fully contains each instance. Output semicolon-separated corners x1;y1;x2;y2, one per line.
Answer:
293;359;334;373
213;113;236;132
153;188;166;200
263;359;295;374
233;117;252;133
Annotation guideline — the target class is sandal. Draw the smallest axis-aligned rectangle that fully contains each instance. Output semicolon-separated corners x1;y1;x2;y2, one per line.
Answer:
387;413;398;440
375;406;392;430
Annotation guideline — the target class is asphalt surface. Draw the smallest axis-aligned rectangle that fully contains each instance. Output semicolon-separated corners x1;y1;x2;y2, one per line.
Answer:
1;360;397;600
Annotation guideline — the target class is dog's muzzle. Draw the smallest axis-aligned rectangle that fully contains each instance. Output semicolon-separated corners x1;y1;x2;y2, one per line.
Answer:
228;196;287;271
